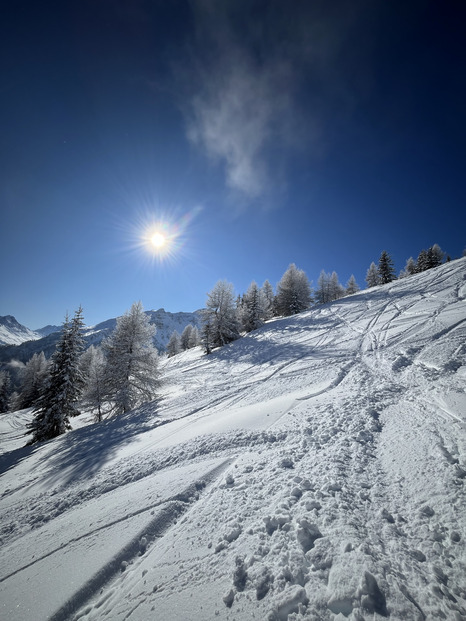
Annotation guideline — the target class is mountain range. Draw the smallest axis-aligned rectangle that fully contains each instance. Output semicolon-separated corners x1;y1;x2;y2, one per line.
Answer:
0;308;202;364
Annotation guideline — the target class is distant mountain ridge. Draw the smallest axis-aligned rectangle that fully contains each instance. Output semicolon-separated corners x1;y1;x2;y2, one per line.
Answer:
0;309;202;364
0;316;42;347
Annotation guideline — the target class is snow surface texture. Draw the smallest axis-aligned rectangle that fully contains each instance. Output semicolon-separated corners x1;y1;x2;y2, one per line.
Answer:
1;259;465;621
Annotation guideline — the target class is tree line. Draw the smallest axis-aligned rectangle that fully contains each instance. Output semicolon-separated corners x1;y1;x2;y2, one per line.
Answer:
0;241;454;442
9;302;159;444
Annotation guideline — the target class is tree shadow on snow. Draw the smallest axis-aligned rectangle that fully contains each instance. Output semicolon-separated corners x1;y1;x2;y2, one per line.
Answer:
0;442;40;478
35;399;164;489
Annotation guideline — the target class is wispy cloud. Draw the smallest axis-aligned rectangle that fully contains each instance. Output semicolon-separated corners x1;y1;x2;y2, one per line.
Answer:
180;1;374;201
181;2;300;200
187;45;294;198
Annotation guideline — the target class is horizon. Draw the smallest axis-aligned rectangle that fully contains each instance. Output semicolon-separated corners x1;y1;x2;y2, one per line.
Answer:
1;1;465;329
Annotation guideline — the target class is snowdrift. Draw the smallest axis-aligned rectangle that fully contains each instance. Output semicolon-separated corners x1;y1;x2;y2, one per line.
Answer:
1;259;465;620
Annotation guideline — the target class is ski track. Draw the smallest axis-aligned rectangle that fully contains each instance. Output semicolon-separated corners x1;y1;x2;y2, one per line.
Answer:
1;259;465;621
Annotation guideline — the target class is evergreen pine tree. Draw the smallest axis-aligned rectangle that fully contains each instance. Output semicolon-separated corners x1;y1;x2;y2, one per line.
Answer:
329;271;345;301
241;281;265;332
80;345;106;422
427;244;444;268
345;275;360;295
27;308;85;444
275;264;312;316
167;331;182;357
201;317;213;354
202;280;240;349
0;371;12;413
315;270;331;304
103;302;159;415
180;325;193;350
365;262;379;288
16;352;49;409
404;257;417;276
188;326;200;348
378;251;396;284
416;249;429;272
260;280;275;319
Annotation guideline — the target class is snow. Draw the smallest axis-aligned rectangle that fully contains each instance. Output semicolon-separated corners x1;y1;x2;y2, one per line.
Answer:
0;315;41;346
1;258;465;621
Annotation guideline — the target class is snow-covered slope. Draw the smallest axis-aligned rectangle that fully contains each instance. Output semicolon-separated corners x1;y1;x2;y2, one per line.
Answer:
0;315;41;346
0;259;465;621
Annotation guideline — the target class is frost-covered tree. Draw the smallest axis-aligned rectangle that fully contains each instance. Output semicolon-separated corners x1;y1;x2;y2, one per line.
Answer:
404;257;417;276
275;264;312;316
241;281;265;333
15;352;49;409
427;244;444;268
201;317;213;354
80;345;106;422
27;307;86;444
180;324;199;350
315;270;331;305
316;271;345;304
365;262;379;288
415;249;429;273
188;326;200;348
0;370;12;413
180;325;192;350
202;280;240;349
329;271;345;301
167;330;182;357
345;275;360;295
260;280;275;319
103;302;159;415
378;251;396;284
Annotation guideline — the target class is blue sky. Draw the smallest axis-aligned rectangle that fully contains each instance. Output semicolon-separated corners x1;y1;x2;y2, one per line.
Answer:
1;0;465;329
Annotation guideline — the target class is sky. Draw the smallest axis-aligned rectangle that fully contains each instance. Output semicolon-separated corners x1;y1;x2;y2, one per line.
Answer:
1;0;465;330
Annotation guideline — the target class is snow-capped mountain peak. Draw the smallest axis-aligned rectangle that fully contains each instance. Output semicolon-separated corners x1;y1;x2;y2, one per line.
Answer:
0;315;41;346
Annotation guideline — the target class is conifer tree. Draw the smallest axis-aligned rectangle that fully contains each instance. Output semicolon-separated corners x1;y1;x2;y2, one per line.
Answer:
80;345;106;422
16;352;49;409
377;251;396;284
315;270;331;304
329;271;345;301
103;302;159;415
427;244;444;268
260;280;275;319
180;325;193;350
404;257;417;276
0;370;12;413
27;307;85;444
241;281;265;332
275;264;312;316
365;262;379;288
188;326;200;348
167;331;182;357
415;249;429;272
201;317;213;354
202;280;240;349
345;275;360;295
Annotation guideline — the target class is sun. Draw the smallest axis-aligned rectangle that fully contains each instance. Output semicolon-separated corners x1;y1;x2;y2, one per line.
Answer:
151;232;166;248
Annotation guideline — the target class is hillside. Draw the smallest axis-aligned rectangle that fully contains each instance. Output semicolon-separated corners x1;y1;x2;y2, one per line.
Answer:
0;259;465;621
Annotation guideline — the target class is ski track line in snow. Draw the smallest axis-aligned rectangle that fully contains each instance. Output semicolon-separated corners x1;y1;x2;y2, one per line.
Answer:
45;458;233;621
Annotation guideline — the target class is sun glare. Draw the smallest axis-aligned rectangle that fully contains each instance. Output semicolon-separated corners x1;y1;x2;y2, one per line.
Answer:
151;232;166;248
128;205;203;265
